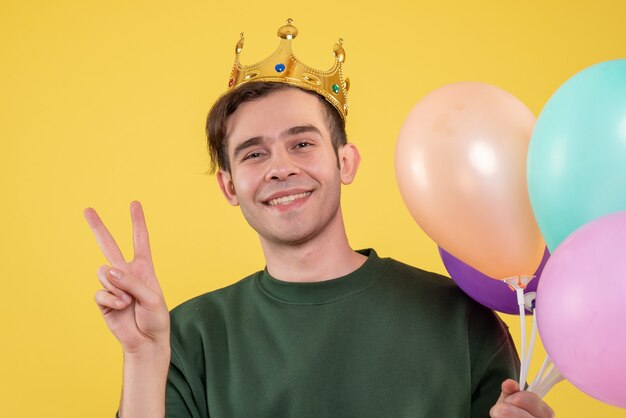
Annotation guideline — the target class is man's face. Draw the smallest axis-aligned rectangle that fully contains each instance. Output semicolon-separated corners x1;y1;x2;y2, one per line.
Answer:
217;88;358;246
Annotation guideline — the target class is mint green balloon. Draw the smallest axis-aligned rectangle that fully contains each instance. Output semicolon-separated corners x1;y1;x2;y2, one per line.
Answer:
528;59;626;252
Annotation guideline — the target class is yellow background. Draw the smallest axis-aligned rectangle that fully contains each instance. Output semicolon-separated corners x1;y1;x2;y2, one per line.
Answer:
1;0;625;416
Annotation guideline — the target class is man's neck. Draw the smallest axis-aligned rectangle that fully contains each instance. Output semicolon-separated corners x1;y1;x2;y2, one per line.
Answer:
260;213;367;283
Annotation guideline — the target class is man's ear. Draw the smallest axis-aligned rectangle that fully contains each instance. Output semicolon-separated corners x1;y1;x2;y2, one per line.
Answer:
338;143;361;185
217;169;239;206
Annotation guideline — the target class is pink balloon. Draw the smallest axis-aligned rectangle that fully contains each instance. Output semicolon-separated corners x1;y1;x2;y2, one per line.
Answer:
395;82;545;279
536;210;626;408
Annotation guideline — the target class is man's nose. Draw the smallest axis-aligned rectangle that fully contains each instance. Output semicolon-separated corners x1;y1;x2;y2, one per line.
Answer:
265;148;300;181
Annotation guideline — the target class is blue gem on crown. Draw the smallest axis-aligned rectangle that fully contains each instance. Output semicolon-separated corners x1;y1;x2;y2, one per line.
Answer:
275;63;286;73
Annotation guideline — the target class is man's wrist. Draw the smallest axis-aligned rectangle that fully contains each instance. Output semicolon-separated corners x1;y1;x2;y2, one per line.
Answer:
123;343;171;363
119;343;170;418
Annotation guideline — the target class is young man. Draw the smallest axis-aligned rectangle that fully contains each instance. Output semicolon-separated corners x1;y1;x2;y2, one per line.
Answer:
85;21;555;418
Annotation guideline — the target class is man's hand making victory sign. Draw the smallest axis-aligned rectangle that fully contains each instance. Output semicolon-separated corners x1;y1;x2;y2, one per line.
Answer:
84;201;170;417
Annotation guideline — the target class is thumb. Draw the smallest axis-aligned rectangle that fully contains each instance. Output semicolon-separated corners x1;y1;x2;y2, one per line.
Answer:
107;267;163;311
496;379;521;403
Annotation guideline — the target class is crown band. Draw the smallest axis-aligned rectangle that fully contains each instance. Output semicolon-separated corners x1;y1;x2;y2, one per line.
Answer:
226;19;350;120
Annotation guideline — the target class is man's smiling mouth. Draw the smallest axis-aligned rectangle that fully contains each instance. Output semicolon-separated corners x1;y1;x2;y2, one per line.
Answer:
266;191;312;207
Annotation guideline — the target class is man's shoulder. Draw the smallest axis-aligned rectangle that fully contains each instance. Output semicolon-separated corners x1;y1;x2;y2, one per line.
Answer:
383;256;464;294
377;255;492;317
383;255;512;344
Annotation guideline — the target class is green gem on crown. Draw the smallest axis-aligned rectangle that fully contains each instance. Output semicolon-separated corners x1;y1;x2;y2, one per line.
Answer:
332;84;340;94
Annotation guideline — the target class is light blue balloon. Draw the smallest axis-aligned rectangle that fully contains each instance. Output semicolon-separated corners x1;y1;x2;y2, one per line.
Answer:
528;59;626;252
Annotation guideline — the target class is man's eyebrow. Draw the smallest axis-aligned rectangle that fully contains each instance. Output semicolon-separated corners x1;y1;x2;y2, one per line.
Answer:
280;125;322;138
233;136;263;159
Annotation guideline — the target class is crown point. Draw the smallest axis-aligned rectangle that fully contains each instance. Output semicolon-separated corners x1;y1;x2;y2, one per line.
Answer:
236;34;245;54
278;20;298;40
333;43;346;63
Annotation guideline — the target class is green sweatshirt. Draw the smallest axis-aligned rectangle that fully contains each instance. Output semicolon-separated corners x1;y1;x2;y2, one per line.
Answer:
118;249;519;417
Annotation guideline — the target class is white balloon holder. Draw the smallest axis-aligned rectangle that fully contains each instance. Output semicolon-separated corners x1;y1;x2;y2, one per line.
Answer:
502;275;564;397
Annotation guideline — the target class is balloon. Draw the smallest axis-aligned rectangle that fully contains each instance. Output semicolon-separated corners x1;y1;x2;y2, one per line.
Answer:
528;59;626;252
395;82;545;279
536;211;626;409
439;246;549;315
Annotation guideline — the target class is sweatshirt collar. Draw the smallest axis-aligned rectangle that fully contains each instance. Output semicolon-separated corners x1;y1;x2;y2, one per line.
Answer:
256;249;388;305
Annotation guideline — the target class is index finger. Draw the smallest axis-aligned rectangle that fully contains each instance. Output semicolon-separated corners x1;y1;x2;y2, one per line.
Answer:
130;201;153;261
504;391;554;418
83;207;127;267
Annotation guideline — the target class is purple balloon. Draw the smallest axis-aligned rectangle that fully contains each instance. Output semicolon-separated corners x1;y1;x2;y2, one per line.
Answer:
536;210;626;409
439;246;549;315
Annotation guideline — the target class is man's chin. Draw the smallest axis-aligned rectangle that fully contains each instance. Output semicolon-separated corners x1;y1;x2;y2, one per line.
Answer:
258;227;319;248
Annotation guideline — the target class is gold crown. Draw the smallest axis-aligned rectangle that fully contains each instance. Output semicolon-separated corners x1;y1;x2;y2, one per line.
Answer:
227;19;350;120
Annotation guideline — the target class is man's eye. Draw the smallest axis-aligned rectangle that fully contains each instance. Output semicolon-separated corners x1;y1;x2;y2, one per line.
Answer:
295;142;312;149
243;152;264;160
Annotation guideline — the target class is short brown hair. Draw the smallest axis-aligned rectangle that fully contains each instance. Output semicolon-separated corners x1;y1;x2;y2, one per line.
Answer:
206;82;347;173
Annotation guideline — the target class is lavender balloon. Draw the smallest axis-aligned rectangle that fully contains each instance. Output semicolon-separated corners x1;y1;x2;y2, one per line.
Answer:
439;247;549;315
536;210;626;409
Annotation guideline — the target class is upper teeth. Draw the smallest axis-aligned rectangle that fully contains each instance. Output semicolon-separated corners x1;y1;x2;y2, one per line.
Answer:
267;192;311;206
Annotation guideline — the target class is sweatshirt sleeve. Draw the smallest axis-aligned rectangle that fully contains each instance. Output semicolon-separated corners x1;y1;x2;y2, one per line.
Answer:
164;333;209;418
467;302;521;418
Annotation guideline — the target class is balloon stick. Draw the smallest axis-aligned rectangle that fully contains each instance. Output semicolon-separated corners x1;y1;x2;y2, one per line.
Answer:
528;355;565;398
534;366;565;398
528;355;552;393
503;275;535;388
522;309;538;388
